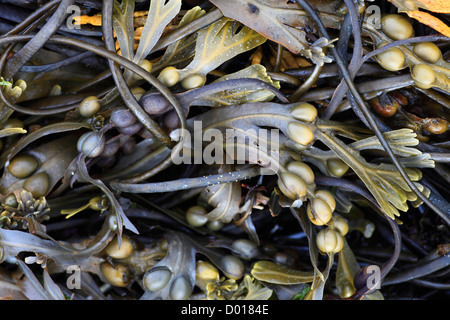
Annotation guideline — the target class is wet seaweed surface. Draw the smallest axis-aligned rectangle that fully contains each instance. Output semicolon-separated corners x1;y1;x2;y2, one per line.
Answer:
0;0;448;300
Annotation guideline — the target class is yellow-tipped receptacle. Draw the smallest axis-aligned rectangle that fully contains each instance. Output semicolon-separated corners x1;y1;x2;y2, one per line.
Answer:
277;172;307;200
286;161;315;185
307;198;332;226
287;122;314;146
290;103;318;122
413;42;442;64
78;96;101;118
181;74;206;90
158;66;180;87
316;228;344;254
376;42;405;72
314;190;336;212
381;14;414;40
412;64;436;89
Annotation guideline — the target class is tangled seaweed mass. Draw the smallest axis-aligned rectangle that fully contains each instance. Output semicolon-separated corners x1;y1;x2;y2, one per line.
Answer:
0;0;448;301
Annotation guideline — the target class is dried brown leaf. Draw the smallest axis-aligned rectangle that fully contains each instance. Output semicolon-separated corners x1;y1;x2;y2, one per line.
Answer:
209;0;341;55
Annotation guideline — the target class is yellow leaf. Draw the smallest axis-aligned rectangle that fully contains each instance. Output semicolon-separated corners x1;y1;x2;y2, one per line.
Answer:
388;0;450;13
412;0;450;13
177;18;266;81
133;0;181;64
404;10;450;37
251;260;316;285
0;128;26;138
